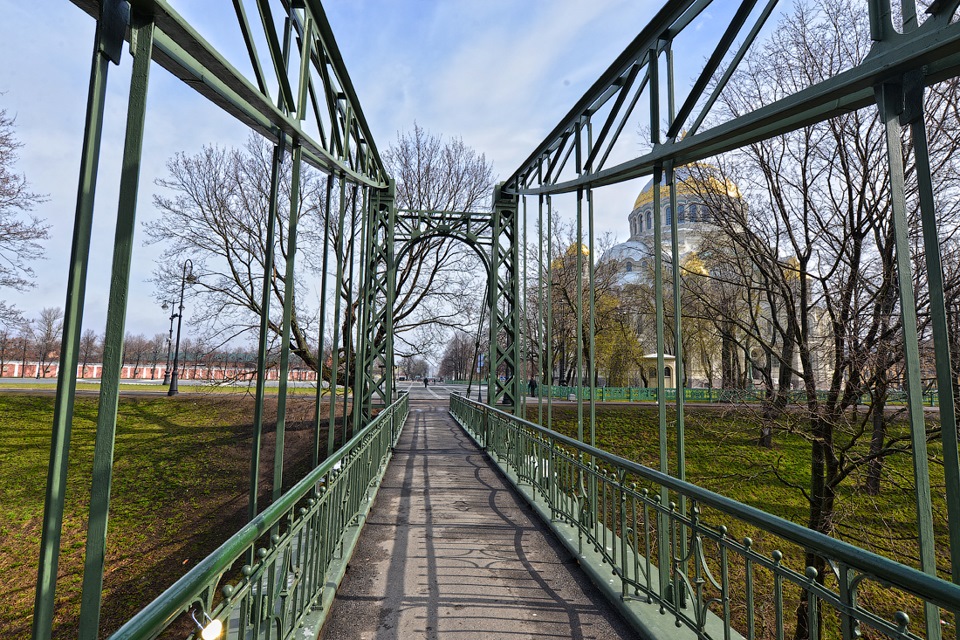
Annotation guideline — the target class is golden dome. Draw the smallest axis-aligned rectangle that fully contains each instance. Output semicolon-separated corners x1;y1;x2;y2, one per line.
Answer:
632;164;741;211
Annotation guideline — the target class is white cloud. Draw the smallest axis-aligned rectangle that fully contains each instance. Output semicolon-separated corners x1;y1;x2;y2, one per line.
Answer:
1;0;667;336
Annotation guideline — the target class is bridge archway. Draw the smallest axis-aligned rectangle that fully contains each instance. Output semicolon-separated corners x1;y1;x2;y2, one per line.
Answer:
357;184;522;416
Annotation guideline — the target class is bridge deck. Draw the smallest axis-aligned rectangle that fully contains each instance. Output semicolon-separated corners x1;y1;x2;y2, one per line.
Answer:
319;388;634;639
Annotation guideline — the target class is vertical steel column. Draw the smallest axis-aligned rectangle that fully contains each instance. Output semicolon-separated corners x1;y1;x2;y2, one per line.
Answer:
537;194;545;424
357;175;396;418
490;189;502;407
547;195;554;429
383;182;397;407
248;140;285;520
273;144;302;502
351;183;370;436
77;16;154;639
508;188;523;415
342;186;358;436
489;184;521;410
355;183;377;421
666;44;686;493
575;174;585;441
650;43;673;605
33;3;127;636
877;80;941;640
327;177;348;446
905;80;960;587
314;174;334;466
652;163;672;605
522;196;529;416
586;121;597;450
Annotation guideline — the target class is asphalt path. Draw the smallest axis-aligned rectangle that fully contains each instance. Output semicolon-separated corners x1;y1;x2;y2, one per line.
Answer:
318;385;634;639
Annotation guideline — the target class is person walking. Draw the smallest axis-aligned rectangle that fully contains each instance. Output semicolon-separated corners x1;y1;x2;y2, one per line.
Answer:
528;377;538;397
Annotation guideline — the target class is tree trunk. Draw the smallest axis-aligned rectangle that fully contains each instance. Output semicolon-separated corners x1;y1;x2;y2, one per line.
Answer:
794;409;837;640
864;391;887;495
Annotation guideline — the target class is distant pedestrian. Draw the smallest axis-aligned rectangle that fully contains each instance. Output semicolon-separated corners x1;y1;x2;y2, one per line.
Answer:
424;377;428;388
528;377;538;397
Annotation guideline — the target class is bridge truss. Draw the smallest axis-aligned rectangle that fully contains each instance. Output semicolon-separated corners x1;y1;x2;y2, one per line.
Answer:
33;2;524;639
502;0;960;638
26;0;960;639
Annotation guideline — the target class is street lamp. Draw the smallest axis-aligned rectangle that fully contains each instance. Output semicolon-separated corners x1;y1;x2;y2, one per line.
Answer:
168;259;197;396
161;300;176;385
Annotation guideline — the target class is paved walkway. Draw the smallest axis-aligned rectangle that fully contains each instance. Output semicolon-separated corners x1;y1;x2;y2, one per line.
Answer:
319;390;634;639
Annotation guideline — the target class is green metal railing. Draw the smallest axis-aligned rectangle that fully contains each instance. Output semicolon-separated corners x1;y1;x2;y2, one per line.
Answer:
451;393;960;639
109;392;408;640
542;386;941;407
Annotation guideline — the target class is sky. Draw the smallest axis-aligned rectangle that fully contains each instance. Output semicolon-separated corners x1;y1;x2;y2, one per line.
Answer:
0;0;699;342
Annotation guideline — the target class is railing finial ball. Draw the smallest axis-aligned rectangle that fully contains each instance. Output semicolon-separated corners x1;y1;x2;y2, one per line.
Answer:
894;611;910;629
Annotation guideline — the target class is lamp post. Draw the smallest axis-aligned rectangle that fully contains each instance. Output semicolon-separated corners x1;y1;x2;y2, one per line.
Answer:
161;300;176;385
168;259;197;396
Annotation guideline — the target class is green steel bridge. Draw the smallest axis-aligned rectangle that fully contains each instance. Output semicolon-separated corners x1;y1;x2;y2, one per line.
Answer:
28;0;960;638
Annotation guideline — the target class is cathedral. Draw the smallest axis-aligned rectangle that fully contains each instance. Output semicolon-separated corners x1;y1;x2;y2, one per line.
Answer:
603;165;737;284
599;167;832;391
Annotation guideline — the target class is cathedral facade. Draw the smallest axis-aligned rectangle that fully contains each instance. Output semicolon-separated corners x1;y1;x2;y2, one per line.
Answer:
599;168;833;391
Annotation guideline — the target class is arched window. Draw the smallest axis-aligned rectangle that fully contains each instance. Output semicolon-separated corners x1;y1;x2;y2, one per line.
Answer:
665;205;673;226
701;207;712;223
677;204;685;223
625;261;633;272
646;209;652;229
688;204;698;222
664;366;672;379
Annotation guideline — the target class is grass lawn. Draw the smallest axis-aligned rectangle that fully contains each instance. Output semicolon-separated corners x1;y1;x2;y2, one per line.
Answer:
0;393;344;638
528;403;953;638
0;381;327;395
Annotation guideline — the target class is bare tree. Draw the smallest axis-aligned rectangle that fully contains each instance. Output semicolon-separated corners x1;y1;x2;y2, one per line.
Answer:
0;323;14;376
31;307;63;378
533;214;622;386
381;124;494;359
148;333;166;380
684;1;960;636
123;333;152;379
146;135;325;372
147;127;494;389
0;105;49;323
398;354;429;379
78;329;100;379
438;331;474;381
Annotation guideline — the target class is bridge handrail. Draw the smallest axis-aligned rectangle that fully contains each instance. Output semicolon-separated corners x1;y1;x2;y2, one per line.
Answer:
540;385;940;406
109;392;409;639
451;393;960;637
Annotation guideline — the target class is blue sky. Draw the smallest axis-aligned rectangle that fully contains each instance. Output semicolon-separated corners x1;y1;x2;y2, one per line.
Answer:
0;0;684;340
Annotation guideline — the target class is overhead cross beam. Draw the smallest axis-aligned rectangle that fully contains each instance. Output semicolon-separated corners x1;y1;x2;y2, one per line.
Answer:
69;0;389;187
504;0;960;195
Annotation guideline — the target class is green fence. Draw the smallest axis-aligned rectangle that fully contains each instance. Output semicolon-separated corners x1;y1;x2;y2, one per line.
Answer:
109;393;409;640
540;385;940;406
450;393;960;640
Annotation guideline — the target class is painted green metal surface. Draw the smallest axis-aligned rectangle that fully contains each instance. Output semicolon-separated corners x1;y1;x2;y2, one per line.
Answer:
77;16;154;638
33;7;118;637
451;393;960;640
109;393;409;640
878;79;941;640
38;1;960;638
